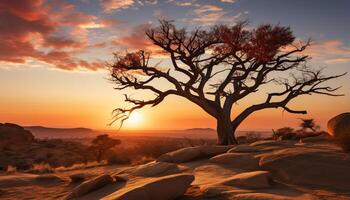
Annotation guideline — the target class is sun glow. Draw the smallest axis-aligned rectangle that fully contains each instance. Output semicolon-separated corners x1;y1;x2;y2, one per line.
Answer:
128;111;141;125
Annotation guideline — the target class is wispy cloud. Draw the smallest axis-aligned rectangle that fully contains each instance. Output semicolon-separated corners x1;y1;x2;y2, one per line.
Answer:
169;0;194;7
220;0;236;3
306;40;350;64
111;24;165;57
187;4;245;25
100;0;135;12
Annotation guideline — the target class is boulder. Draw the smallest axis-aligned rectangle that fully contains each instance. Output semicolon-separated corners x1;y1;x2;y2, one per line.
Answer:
0;123;34;150
157;146;233;163
210;153;260;170
133;162;179;177
157;147;202;163
259;147;350;191
222;171;272;189
69;173;89;183
102;173;194;200
228;145;260;153
66;174;114;199
198;145;232;157
327;112;350;137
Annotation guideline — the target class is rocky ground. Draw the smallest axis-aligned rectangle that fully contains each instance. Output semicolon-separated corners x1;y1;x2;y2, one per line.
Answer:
1;138;350;200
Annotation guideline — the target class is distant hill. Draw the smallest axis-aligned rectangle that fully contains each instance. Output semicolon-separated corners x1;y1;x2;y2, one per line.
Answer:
24;126;101;139
184;128;216;132
23;125;271;139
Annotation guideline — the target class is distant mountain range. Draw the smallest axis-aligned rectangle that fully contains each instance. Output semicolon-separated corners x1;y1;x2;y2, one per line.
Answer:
24;126;100;139
23;125;270;139
23;126;218;139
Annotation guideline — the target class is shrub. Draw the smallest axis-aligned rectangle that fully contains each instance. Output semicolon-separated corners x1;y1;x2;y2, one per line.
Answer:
273;127;299;140
245;132;262;143
106;152;131;165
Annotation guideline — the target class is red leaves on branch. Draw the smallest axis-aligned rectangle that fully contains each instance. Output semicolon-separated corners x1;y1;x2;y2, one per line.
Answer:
214;23;295;62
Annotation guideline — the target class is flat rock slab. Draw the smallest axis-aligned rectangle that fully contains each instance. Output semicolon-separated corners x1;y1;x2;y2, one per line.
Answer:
132;162;179;177
199;145;233;157
228;145;261;153
157;146;233;163
232;193;317;200
260;147;350;191
193;164;239;186
210;153;260;170
222;171;272;189
250;140;286;147
66;174;114;199
157;147;202;163
0;173;42;187
102;173;194;200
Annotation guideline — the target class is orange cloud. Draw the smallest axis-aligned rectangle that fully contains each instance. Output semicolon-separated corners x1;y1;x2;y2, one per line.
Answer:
111;24;165;56
44;36;85;49
0;0;111;71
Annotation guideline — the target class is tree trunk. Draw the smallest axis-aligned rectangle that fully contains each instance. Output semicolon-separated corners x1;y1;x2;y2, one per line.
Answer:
216;116;237;145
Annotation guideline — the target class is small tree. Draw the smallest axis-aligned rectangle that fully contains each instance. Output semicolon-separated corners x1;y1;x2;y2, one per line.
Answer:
90;134;121;162
299;118;318;132
109;20;345;145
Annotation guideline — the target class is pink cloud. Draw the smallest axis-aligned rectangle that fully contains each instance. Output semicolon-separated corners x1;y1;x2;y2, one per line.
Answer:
305;40;350;64
112;24;165;56
100;0;135;12
0;0;112;71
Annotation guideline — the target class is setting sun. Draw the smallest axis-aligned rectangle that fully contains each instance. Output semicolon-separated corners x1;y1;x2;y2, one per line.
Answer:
128;112;141;125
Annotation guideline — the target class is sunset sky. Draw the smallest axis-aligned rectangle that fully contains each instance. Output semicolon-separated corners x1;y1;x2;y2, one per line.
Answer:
0;0;349;131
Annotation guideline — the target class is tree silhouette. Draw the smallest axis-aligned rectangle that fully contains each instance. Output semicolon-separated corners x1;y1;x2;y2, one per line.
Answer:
109;20;345;145
299;118;318;132
90;134;121;162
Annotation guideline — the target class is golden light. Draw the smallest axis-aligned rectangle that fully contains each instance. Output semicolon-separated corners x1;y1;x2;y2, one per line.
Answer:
128;111;141;125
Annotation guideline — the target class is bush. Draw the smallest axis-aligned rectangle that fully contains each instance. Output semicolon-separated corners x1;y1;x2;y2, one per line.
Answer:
273;127;299;140
106;151;131;165
245;132;262;143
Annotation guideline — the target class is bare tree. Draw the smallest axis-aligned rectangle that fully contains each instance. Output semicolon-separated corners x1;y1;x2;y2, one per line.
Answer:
109;20;345;145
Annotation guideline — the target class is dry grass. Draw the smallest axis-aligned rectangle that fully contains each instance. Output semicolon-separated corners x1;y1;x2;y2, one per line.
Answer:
27;163;54;174
54;160;107;172
1;136;215;173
